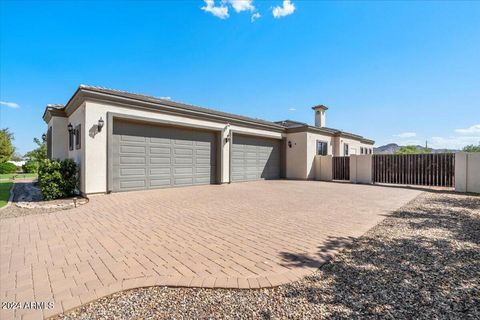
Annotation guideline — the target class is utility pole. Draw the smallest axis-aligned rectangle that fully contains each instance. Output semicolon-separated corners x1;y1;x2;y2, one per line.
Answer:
425;140;428;149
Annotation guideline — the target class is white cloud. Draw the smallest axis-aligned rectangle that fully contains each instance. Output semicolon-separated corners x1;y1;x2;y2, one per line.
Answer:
251;12;261;22
272;0;296;18
159;96;172;100
0;101;20;108
393;132;417;138
288;107;296;111
227;0;255;13
455;124;480;135
201;0;229;19
429;136;480;150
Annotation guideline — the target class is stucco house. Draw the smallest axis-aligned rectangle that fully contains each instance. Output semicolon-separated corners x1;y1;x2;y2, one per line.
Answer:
43;85;374;195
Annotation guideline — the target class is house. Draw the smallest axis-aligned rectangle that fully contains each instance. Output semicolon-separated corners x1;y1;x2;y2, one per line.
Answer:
43;85;374;195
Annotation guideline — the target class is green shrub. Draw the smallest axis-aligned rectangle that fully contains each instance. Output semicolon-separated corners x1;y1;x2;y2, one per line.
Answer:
0;162;17;174
38;159;79;200
22;160;39;173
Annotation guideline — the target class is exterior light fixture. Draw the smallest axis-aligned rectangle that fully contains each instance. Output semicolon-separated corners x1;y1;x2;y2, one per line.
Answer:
67;123;73;132
97;117;105;132
288;141;292;148
42;133;47;142
225;132;231;143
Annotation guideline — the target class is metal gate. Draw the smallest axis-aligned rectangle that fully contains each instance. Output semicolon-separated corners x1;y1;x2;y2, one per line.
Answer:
373;153;455;187
333;156;350;180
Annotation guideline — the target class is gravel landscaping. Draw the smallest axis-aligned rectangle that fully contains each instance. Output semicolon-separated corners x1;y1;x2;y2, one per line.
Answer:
54;191;479;319
0;181;87;219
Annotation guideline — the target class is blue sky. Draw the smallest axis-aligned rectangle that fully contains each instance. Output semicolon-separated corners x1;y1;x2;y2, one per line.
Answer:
1;0;479;155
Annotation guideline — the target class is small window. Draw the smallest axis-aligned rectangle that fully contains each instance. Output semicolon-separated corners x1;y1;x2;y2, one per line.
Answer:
360;147;364;154
69;129;74;151
75;124;81;150
344;143;349;156
316;141;328;156
370;148;373;154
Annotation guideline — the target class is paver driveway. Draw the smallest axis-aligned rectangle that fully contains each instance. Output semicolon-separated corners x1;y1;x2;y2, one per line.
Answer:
0;181;421;319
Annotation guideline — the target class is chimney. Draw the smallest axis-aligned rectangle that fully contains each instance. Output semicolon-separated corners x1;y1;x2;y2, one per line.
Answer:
312;105;328;127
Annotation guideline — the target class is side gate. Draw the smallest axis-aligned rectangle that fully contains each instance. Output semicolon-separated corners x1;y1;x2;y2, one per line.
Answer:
332;156;350;180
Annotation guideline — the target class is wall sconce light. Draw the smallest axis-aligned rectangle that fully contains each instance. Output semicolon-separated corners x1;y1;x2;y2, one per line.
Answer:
97;117;105;132
67;123;73;132
225;132;231;143
288;140;292;148
42;133;47;142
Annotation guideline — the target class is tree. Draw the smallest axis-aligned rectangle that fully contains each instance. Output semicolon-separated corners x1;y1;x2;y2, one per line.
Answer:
0;128;15;162
395;145;431;155
25;136;47;162
462;144;480;152
11;152;23;162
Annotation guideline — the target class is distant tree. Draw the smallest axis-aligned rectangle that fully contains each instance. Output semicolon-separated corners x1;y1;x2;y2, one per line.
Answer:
462;144;480;152
0;128;15;162
25;136;47;162
11;152;23;162
395;145;431;155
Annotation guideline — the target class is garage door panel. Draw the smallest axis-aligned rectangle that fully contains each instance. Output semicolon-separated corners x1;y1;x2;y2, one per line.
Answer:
121;145;146;154
112;119;217;192
150;157;171;165
120;156;146;165
120;180;146;189
120;168;146;176
150;167;171;175
231;134;280;182
150;147;170;154
150;179;171;187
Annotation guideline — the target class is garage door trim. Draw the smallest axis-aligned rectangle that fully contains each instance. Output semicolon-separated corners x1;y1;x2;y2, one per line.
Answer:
107;112;222;192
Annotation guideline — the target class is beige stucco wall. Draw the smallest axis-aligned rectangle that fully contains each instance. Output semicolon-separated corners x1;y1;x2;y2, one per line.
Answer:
83;100;282;194
66;103;86;194
337;137;373;156
350;155;373;184
314;155;333;181
285;131;308;179
48;116;68;160
455;152;480;193
306;132;335;179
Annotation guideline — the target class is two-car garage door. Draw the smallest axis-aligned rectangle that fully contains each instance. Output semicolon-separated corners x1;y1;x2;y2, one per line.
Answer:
111;120;217;192
110;119;281;192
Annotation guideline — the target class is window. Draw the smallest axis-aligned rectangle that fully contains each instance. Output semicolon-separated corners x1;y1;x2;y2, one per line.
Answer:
369;148;373;154
75;124;81;149
344;143;349;156
69;128;74;151
360;147;364;154
316;141;328;155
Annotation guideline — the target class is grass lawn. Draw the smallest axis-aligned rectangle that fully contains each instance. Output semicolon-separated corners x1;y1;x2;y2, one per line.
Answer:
0;173;37;181
0;181;13;208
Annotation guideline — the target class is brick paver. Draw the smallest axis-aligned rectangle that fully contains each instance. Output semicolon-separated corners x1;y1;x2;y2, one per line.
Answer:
0;181;421;319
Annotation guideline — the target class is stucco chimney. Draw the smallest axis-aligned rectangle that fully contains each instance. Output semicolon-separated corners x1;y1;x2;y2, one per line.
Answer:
312;105;328;127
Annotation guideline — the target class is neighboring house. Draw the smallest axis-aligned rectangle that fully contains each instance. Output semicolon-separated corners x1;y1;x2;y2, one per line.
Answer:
7;160;26;167
43;85;374;195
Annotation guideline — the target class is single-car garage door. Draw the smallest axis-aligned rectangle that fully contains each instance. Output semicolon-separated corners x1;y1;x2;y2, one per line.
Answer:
231;134;281;182
111;119;217;192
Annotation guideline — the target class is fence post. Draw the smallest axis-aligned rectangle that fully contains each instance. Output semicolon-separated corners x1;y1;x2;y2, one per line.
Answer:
315;155;333;181
351;154;373;184
455;152;480;193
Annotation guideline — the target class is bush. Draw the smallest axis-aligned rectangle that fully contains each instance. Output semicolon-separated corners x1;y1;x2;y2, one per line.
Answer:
38;159;79;200
0;162;17;174
22;160;39;173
